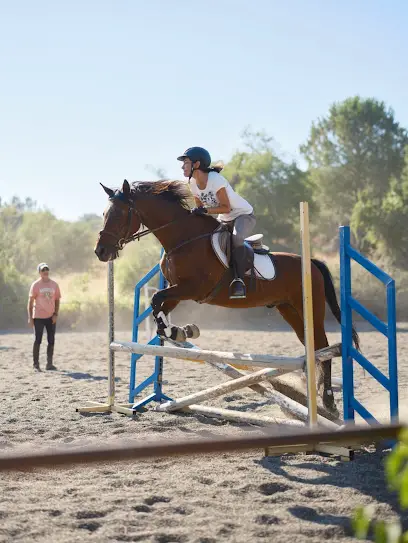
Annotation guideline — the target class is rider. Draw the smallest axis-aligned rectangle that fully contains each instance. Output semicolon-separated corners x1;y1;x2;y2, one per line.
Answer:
178;146;256;299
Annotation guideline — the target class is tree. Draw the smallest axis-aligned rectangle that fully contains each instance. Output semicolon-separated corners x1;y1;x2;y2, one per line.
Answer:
301;97;408;248
351;148;408;265
223;130;313;250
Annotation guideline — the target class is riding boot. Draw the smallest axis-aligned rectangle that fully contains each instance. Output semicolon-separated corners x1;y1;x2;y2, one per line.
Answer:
229;246;247;299
33;343;41;371
46;344;57;370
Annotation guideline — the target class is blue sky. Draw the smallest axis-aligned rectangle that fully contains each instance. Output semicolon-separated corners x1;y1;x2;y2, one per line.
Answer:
1;0;407;220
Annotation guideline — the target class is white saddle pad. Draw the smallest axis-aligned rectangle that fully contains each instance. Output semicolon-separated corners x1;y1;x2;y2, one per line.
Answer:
211;232;276;281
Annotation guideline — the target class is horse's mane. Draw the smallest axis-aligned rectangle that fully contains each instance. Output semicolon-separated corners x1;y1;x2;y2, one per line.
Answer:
130;180;191;210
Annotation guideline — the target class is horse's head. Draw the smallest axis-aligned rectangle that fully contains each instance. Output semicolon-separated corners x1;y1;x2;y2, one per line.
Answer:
95;179;141;262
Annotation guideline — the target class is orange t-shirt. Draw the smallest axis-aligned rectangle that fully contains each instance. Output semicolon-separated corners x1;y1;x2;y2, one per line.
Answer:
29;278;61;319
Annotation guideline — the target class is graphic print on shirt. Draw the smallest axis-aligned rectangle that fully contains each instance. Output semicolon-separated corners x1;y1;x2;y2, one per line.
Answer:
40;287;55;300
199;190;218;207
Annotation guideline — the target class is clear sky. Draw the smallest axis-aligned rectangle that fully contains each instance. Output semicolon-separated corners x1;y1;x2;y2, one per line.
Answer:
1;0;407;220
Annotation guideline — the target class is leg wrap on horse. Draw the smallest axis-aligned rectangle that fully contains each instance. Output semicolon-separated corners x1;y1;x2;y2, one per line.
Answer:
154;311;186;342
155;311;171;336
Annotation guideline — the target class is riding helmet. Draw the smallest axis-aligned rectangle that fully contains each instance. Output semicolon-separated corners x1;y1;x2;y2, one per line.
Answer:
177;147;211;171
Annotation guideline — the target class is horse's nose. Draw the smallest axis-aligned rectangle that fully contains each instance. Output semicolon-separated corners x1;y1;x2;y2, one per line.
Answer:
95;245;104;260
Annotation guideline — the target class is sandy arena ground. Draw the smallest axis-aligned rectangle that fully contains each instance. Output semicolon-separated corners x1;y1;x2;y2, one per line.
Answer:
0;325;407;543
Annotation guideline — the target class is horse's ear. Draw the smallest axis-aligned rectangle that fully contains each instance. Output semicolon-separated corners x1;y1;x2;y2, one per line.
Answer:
122;179;130;198
100;183;115;198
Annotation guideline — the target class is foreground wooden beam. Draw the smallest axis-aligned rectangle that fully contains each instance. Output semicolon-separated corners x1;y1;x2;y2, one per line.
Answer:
0;424;402;472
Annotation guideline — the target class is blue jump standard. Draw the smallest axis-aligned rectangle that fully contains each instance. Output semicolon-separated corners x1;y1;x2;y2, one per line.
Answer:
129;262;172;410
340;226;398;424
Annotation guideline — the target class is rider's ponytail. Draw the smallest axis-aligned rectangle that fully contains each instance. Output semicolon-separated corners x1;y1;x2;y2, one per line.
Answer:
206;161;224;173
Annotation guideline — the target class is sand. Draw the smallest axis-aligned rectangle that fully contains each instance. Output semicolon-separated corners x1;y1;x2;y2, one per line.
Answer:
0;325;407;543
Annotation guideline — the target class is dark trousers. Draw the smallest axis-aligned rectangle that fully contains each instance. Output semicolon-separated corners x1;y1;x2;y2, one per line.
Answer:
34;318;56;346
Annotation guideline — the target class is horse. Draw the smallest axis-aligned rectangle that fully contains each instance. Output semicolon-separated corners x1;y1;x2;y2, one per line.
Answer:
95;179;359;415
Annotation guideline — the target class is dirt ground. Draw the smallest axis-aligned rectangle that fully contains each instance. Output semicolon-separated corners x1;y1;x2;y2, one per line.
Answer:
0;325;407;543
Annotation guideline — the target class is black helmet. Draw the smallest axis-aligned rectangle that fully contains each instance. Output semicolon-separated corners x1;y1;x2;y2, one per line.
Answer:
177;147;211;171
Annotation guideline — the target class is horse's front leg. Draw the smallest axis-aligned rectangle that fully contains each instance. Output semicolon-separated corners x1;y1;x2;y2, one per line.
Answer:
151;285;200;343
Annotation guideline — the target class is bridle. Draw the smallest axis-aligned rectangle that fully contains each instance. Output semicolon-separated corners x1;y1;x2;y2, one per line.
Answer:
99;195;192;252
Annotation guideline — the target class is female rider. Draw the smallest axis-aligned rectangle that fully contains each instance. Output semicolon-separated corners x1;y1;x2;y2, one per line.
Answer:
177;146;255;299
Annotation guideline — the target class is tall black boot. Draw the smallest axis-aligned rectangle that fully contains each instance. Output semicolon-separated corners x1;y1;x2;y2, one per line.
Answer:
229;246;247;299
33;343;41;371
46;344;57;370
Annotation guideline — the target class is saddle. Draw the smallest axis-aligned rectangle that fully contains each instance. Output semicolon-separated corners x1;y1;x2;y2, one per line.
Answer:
211;225;276;280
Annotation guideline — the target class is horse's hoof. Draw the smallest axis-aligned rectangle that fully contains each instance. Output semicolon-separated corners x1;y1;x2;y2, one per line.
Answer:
323;388;339;417
183;324;200;339
172;326;187;343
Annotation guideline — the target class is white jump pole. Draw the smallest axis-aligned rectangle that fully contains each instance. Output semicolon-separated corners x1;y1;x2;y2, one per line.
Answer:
300;202;318;427
110;341;306;370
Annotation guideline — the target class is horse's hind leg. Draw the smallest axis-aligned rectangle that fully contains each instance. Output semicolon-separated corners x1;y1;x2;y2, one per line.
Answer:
312;315;337;415
276;302;337;415
276;303;305;344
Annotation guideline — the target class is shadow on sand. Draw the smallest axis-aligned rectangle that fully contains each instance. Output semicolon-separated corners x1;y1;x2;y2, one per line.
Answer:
259;450;408;534
60;370;121;382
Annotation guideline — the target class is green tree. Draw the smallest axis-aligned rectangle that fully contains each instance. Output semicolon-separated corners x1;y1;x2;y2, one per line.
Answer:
223;130;313;250
79;213;103;231
351;149;408;265
115;237;162;296
0;206;30;327
301;97;408;248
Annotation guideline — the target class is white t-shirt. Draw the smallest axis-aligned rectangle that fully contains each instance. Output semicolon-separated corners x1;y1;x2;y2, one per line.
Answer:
190;172;253;222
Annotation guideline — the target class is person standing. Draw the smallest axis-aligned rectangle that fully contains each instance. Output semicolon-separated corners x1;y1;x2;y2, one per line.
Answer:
27;263;61;371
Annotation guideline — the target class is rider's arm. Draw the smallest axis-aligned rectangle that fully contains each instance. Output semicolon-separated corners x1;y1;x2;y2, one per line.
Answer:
205;188;231;215
194;196;203;207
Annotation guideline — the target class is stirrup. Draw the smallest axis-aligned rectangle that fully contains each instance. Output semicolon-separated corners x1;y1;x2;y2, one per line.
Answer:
229;278;246;299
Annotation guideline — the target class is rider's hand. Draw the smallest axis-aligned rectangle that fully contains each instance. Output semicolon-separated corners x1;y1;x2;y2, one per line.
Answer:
28;317;34;328
191;207;208;216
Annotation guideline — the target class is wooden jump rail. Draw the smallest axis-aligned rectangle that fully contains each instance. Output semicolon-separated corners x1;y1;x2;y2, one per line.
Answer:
110;341;341;371
0;424;403;472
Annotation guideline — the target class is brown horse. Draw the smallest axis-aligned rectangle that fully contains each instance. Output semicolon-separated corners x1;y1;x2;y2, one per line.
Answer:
95;179;359;414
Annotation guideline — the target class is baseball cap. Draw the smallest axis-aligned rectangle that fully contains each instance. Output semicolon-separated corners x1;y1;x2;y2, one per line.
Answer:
37;263;50;272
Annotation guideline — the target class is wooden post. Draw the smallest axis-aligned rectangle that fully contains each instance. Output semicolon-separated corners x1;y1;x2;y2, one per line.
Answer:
76;261;134;417
108;260;115;407
300;202;318;427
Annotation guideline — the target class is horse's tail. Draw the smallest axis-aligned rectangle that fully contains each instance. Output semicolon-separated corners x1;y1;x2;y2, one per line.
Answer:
312;258;360;351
